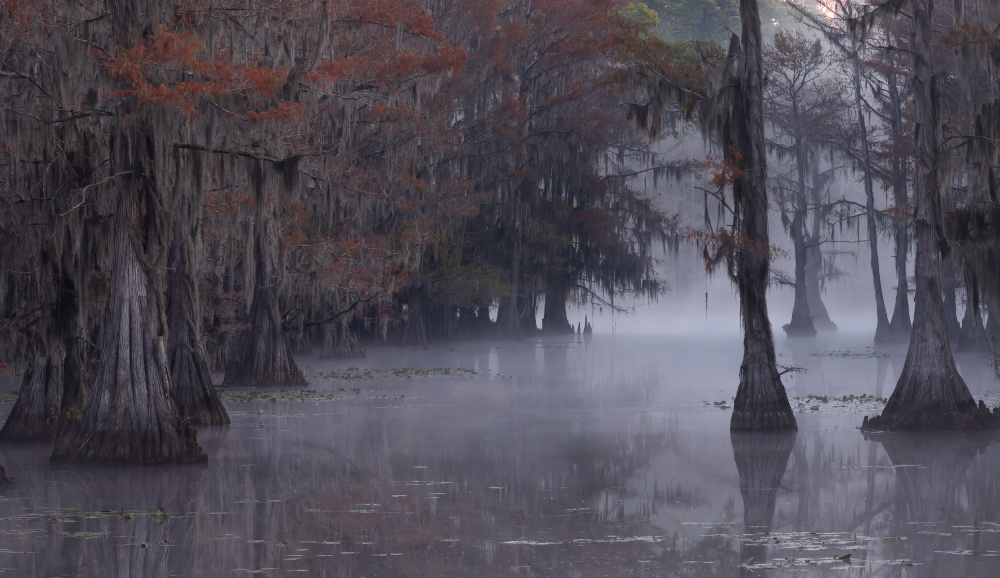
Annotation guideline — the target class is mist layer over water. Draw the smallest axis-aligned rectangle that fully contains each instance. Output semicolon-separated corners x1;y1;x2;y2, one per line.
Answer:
0;334;998;576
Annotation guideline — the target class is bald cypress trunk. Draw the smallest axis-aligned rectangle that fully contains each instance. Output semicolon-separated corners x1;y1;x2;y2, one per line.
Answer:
223;172;306;388
0;352;63;441
806;169;836;332
166;218;229;425
886;71;913;342
853;56;891;344
863;0;997;431
942;273;962;341
730;0;796;432
321;322;366;359
499;192;523;339
52;130;205;462
784;144;816;337
0;267;84;441
400;286;428;346
957;269;991;352
542;278;573;334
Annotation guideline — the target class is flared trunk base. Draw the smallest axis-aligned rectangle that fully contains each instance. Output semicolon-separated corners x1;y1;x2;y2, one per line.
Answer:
862;403;1000;431
782;322;817;337
52;421;207;464
731;409;798;431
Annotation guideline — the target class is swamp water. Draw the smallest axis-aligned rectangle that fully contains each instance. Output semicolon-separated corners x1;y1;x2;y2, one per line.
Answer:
0;333;999;576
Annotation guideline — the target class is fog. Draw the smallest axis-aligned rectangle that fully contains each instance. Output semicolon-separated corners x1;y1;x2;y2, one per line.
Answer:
3;331;1000;575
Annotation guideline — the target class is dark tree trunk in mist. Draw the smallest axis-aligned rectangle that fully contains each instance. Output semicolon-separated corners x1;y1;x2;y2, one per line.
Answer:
542;279;574;334
223;201;306;388
785;209;816;337
784;134;816;337
863;0;998;431
166;169;229;425
400;287;428;346
887;71;913;342
730;0;796;432
805;245;835;331
520;289;538;333
806;169;835;332
958;270;991;352
0;266;87;442
321;322;367;359
499;190;523;339
732;432;796;572
853;56;891;344
987;312;1000;344
52;131;206;462
943;274;962;342
0;353;63;441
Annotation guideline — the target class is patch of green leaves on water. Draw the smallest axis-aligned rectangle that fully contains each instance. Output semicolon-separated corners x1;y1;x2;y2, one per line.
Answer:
317;367;482;381
805;349;894;359
789;393;887;414
218;389;365;403
58;531;109;539
40;506;185;531
703;400;731;409
740;531;915;570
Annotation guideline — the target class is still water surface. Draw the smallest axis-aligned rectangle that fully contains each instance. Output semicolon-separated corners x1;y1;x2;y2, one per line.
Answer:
0;333;999;576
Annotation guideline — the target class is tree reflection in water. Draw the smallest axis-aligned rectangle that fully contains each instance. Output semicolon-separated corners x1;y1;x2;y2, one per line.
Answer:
731;431;796;574
871;432;996;578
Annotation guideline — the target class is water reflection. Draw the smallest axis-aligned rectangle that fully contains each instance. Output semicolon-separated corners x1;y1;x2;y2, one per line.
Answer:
732;432;795;574
871;432;999;578
0;335;996;575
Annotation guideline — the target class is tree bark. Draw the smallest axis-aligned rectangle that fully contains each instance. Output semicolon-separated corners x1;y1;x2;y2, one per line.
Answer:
957;269;991;352
886;71;912;342
730;0;796;432
223;210;306;388
853;55;891;344
1;258;90;440
52;136;206;462
320;322;367;359
519;287;539;333
499;191;523;339
942;273;962;341
542;278;574;334
806;167;836;332
166;221;230;425
0;352;63;441
863;0;997;431
784;139;816;337
166;153;228;424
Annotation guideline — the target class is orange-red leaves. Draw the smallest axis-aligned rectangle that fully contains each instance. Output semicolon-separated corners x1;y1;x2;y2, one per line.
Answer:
102;26;289;117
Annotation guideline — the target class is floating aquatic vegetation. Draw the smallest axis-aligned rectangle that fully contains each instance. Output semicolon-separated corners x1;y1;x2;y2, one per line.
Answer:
790;393;887;414
218;389;366;403
316;367;483;381
742;531;864;552
805;349;895;359
500;535;669;546
58;531;109;539
702;392;1000;415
